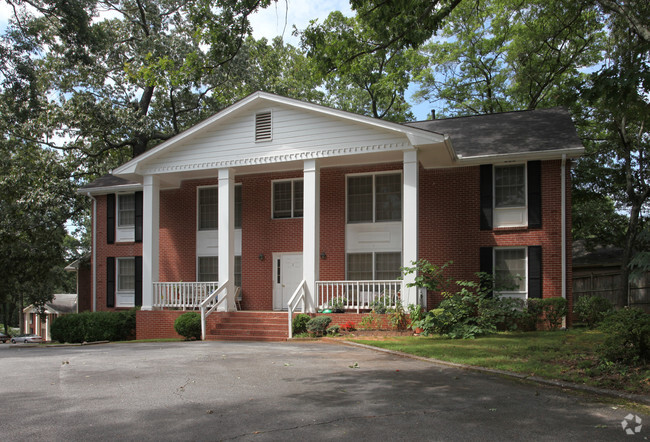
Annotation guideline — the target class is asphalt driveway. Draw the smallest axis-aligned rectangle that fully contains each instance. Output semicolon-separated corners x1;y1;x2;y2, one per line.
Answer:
0;341;646;441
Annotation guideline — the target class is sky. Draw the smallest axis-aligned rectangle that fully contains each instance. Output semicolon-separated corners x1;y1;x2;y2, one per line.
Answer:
0;0;431;120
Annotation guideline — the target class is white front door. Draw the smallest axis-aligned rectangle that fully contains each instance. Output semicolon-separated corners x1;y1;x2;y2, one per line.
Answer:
273;253;303;310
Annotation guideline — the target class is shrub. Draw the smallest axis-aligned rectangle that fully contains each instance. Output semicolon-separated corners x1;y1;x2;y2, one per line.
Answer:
389;301;408;330
369;295;393;314
174;312;201;340
574;296;613;328
329;298;346;313
407;304;424;330
359;313;380;330
51;310;136;343
292;313;311;334
598;307;650;366
306;316;332;337
340;321;356;332
326;324;340;335
539;297;568;330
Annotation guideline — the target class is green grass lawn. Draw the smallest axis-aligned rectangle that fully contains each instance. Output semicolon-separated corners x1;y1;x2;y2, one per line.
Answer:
351;329;650;395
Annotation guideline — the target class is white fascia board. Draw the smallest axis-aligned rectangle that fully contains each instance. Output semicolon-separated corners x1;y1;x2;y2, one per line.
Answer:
77;184;143;196
112;92;445;176
456;147;584;165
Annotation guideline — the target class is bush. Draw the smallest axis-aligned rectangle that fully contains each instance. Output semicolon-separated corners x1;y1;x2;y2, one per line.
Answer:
370;295;393;314
574;296;613;328
340;321;356;332
174;312;201;340
292;313;311;334
389;301;408;330
598;307;650;366
51;310;136;343
359;313;380;330
326;324;340;335
538;297;568;330
306;316;332;336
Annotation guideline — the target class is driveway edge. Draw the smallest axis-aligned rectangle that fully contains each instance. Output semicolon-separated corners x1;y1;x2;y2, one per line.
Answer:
323;338;650;406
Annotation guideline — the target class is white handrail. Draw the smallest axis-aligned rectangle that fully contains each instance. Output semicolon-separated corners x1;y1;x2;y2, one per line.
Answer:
199;280;233;341
153;282;219;309
315;280;401;312
287;279;308;339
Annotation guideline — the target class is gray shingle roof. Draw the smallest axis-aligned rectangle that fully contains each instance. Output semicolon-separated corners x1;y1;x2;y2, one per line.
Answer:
405;107;583;158
81;174;140;190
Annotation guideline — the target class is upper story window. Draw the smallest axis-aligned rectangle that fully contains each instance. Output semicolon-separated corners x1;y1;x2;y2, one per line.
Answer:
198;184;242;230
118;194;135;227
272;179;303;219
494;164;526;208
347;173;401;223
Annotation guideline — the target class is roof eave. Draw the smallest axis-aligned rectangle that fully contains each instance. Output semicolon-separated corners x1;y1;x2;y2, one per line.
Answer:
456;146;584;165
77;183;143;196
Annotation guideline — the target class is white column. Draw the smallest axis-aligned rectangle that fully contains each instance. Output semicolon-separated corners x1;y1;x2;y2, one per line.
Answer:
45;315;50;342
403;150;419;306
303;159;320;313
142;175;160;311
218;168;236;311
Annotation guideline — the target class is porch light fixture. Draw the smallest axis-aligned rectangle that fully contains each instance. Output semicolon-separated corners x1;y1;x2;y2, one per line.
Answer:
320;252;327;260
258;253;265;261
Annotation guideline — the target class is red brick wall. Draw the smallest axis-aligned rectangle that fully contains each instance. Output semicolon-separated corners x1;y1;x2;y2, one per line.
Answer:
94;194;143;311
136;310;185;340
419;160;572;310
92;159;573;318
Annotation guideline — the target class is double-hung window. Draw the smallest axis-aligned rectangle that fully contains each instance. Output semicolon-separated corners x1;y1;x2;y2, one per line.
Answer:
116;257;135;307
272;179;303;219
198;184;242;230
494;164;526;208
346;252;401;280
494;248;527;298
118;194;135;227
347;173;401;223
197;256;218;282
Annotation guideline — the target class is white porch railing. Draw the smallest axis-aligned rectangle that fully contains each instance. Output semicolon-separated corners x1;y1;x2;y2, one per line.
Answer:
316;280;402;313
287;279;309;339
153;282;219;310
200;281;237;340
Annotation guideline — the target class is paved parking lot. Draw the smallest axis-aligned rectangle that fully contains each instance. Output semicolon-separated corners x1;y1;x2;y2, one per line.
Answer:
0;341;646;441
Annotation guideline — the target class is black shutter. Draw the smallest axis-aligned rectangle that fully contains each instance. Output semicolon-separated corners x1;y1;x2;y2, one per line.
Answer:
480;165;493;230
106;257;115;308
134;191;143;243
106;194;115;244
134;256;143;306
528;246;542;299
479;247;494;297
527;161;542;228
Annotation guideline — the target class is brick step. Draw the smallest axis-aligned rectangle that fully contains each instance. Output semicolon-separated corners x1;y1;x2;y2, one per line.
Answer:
209;330;288;338
205;335;287;342
210;323;287;331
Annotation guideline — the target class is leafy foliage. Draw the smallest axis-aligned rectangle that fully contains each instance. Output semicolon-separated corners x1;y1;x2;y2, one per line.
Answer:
51;310;136;343
174;312;201;340
292;313;311;334
573;296;613;328
306;316;332;337
598;307;650;366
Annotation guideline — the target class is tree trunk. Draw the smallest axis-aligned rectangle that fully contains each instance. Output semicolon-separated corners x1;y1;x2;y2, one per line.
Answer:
618;202;642;308
18;293;24;333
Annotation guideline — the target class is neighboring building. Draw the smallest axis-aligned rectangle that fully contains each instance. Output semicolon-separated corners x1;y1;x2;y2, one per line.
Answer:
23;294;78;341
79;92;581;339
573;241;650;312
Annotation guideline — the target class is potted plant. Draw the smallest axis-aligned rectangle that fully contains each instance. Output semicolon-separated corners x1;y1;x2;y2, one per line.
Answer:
407;304;425;334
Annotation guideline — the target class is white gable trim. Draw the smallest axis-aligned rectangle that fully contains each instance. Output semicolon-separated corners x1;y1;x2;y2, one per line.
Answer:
113;92;446;176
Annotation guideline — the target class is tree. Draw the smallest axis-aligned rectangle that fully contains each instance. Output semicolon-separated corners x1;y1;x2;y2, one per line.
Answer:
300;11;426;121
574;9;649;306
414;0;604;116
0;141;78;333
2;0;276;177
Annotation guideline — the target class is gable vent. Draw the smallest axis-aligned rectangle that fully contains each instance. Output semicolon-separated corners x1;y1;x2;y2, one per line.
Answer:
255;111;272;141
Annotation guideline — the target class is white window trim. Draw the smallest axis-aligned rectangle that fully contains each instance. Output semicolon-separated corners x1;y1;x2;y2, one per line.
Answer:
494;247;528;300
197;185;218;231
116;193;135;242
116;257;135;308
493;163;528;228
271;178;303;219
346;251;402;281
346;171;403;224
